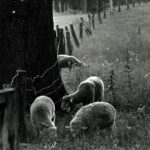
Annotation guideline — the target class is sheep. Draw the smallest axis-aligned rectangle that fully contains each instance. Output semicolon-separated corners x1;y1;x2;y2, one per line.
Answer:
69;102;116;137
61;76;104;113
30;95;57;139
57;54;82;71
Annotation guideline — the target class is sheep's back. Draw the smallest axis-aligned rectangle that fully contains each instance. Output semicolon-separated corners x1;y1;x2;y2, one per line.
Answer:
72;102;116;129
72;104;95;128
89;77;104;101
78;81;94;103
92;102;116;129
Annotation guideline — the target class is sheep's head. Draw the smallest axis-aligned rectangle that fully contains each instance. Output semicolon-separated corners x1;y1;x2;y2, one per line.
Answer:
41;122;57;139
69;120;88;137
61;96;75;112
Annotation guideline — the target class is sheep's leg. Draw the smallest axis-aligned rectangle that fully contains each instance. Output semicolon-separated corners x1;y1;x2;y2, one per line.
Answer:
68;62;72;71
36;129;40;140
105;125;116;139
53;114;56;124
71;105;78;115
91;85;95;102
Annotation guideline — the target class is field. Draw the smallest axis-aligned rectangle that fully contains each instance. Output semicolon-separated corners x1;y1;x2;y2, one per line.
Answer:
21;2;150;150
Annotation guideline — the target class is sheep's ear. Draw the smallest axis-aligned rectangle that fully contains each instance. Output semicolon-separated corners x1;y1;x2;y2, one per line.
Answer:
81;126;88;130
50;126;57;130
40;122;49;128
67;107;71;112
65;126;71;129
70;98;73;103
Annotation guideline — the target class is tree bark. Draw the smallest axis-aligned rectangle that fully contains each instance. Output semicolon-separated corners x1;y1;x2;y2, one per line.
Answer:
0;0;67;110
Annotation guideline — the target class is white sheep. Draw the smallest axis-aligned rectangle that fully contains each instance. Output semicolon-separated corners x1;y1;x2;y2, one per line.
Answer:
57;54;82;71
30;95;57;138
61;76;104;113
69;102;116;137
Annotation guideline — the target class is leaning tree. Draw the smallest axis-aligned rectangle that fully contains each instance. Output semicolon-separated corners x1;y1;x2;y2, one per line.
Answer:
0;0;67;110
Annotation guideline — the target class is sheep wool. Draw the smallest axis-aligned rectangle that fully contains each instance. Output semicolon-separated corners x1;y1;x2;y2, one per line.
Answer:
30;95;56;132
57;54;82;70
61;76;104;112
70;102;116;136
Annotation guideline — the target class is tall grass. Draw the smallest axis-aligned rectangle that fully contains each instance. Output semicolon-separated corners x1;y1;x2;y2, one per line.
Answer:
21;3;150;150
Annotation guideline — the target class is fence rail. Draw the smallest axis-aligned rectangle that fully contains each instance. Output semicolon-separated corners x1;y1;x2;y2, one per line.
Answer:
0;70;27;150
54;0;148;55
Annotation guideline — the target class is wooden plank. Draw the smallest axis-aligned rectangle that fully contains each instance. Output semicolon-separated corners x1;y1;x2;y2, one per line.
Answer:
0;88;15;95
88;14;92;30
58;28;66;54
11;70;27;142
70;24;80;47
80;17;92;36
56;25;59;37
65;26;73;55
79;22;83;39
92;13;95;29
2;90;18;150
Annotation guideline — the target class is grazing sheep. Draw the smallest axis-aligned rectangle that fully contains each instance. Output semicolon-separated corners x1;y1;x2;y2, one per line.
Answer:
61;76;104;113
30;95;57;138
69;102;116;137
57;54;82;71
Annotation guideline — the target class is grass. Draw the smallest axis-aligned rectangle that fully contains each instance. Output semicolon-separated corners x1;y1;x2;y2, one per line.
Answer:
21;2;150;150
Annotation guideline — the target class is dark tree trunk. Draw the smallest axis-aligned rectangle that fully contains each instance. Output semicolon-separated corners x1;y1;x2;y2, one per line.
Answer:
118;0;121;12
0;0;67;110
83;0;87;13
98;0;103;24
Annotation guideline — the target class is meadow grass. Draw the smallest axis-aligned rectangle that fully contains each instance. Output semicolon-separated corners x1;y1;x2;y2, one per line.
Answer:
21;2;150;150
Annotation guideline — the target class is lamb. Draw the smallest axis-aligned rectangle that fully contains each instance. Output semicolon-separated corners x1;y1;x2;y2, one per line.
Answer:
69;102;116;137
57;54;82;71
30;95;57;138
61;76;104;113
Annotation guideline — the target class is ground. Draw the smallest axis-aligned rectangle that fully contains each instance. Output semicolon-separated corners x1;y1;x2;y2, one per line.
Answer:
20;2;150;150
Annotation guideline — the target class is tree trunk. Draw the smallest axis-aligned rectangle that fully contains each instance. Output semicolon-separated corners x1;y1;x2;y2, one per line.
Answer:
98;0;103;23
118;0;121;12
109;0;113;15
58;1;62;12
0;0;67;110
126;0;130;10
53;0;56;12
83;0;87;13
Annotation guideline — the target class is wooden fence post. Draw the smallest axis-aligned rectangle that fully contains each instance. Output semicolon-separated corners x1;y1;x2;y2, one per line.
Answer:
126;0;130;10
92;13;95;29
88;14;92;31
138;0;141;6
79;22;83;39
132;0;135;7
56;25;59;37
70;24;80;47
81;17;92;36
1;88;19;150
65;26;73;55
11;70;27;142
58;28;66;54
98;0;103;24
118;0;121;12
103;2;107;18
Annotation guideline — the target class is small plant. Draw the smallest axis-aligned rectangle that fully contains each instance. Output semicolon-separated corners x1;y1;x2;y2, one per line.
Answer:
106;69;119;106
